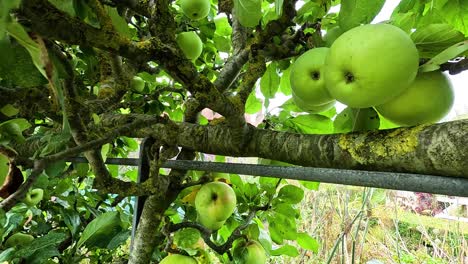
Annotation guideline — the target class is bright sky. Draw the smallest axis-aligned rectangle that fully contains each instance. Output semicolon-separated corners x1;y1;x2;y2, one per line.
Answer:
265;0;468;121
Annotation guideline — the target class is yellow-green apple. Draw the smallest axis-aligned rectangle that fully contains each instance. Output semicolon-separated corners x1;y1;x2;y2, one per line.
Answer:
375;71;454;126
195;181;236;223
160;254;198;264
23;188;44;206
180;0;210;20
233;240;267;264
197;213;226;230
131;76;145;92
325;23;419;108
292;91;335;113
176;31;203;61
5;232;34;248
290;47;335;106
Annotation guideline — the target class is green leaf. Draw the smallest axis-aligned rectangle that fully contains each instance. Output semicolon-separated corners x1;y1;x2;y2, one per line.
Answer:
334;107;380;133
0;118;31;144
214;16;232;36
77;211;123;249
430;1;468;35
0;0;20;38
338;0;385;31
48;0;76;16
107;230;131;250
270;244;300;257
267;212;297;244
297;232;320;253
213;35;232;52
419;40;468;72
245;91;263;114
14;231;67;259
6;20;47;78
285;114;333;134
45;161;67;178
260;62;280;99
277;185;304;204
174;228;201;254
299;180;320;190
234;0;262;27
62;209;81;236
279;67;292;96
106;6;132;38
0;153;8;184
0;248;15;261
275;0;284;16
0;38;47;87
0;104;19;117
411;23;465;58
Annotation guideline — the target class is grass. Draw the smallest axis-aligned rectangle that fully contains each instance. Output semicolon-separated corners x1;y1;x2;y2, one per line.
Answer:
283;183;468;264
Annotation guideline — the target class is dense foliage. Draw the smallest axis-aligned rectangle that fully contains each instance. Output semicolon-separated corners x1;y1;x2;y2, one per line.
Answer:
0;0;467;263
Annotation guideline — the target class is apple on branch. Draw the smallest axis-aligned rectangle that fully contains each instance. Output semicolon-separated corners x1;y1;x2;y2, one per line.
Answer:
375;71;454;126
22;188;44;207
195;181;236;230
160;253;198;264
180;0;210;20
290;47;335;109
325;23;419;108
176;31;203;61
233;240;267;264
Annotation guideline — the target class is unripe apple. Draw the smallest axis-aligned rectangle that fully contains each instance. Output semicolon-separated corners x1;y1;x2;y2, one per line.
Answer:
4;232;34;248
233;240;267;264
195;181;236;223
160;254;198;264
197;212;226;230
131;76;145;92
180;0;210;20
292;91;335;114
375;71;454;126
176;31;203;61
290;47;335;106
23;188;44;207
325;23;419;108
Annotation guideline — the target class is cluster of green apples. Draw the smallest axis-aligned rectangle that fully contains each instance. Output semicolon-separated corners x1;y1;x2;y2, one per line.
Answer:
175;0;210;61
194;181;237;230
290;23;454;127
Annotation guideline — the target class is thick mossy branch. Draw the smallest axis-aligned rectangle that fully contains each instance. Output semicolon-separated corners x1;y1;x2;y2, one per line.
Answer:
101;114;468;178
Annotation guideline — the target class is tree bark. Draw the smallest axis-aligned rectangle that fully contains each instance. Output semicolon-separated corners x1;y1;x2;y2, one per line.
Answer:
102;115;468;178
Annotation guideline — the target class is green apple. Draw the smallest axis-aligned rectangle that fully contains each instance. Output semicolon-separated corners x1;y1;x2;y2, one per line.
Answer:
325;23;419;108
5;232;34;248
131;76;145;92
290;47;335;106
195;181;236;223
23;188;44;206
197;213;226;230
375;71;454;126
180;0;210;20
292;92;335;113
176;31;203;61
323;26;344;47
160;254;198;264
233;240;267;264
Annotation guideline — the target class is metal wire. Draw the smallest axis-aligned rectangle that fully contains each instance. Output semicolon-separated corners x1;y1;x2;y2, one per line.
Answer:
67;157;468;197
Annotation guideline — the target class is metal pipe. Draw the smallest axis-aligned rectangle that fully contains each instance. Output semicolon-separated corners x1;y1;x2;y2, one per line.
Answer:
67;157;468;197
